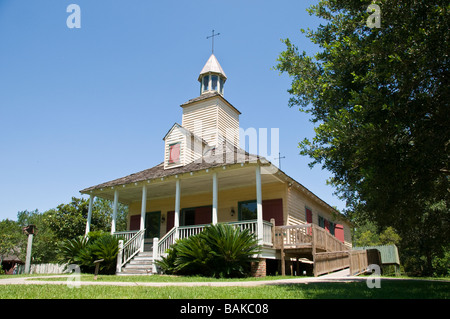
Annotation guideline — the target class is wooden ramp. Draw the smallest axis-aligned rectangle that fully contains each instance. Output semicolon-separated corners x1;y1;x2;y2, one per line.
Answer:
273;224;355;276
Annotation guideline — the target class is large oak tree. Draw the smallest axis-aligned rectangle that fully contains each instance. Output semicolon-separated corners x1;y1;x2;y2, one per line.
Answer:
276;0;449;275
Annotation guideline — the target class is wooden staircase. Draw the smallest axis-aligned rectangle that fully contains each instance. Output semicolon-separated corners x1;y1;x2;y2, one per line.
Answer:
118;251;154;275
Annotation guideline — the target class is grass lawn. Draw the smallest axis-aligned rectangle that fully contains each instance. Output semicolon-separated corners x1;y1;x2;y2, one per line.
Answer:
0;275;449;299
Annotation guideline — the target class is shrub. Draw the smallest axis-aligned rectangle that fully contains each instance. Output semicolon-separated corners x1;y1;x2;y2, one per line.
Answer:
157;223;261;278
59;232;119;275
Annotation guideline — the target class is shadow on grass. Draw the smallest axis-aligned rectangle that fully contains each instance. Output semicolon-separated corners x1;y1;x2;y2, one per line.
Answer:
277;279;450;299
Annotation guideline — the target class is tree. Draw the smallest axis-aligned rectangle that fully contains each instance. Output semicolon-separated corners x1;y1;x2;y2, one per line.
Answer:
0;219;24;260
276;0;449;275
45;197;128;241
17;210;59;263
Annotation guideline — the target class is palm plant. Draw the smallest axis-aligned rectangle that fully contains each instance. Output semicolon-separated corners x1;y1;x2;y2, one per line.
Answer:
157;223;261;278
58;235;88;265
201;223;261;277
59;233;119;274
89;234;119;274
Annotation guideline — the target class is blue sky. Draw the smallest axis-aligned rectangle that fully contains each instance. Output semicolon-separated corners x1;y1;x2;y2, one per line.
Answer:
0;0;346;221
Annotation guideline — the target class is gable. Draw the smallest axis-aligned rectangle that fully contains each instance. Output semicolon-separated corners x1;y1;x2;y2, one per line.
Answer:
163;123;207;169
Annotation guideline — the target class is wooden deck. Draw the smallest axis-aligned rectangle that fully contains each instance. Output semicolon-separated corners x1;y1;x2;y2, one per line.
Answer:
273;224;353;276
116;222;366;277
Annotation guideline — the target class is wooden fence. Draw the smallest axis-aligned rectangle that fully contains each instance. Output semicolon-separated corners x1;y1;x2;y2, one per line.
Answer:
349;250;368;275
314;251;349;276
17;263;68;275
314;250;369;277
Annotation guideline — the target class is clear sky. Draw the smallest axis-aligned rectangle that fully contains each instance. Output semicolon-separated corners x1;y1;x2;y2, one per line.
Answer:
0;0;346;221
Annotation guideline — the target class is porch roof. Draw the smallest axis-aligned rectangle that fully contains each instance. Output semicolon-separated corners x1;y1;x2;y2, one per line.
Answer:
80;143;264;195
79;145;349;224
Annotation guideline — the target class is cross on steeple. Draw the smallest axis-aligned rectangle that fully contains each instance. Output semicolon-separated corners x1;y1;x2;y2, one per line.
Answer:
207;29;220;54
275;152;286;169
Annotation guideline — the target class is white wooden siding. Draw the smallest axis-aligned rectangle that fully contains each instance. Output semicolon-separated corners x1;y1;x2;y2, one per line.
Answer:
182;96;240;148
164;126;186;169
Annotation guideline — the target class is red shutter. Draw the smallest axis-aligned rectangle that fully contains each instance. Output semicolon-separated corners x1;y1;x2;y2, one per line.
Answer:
129;215;141;231
262;199;283;226
324;219;330;233
166;211;174;232
335;224;345;243
306;208;312;223
169;143;180;164
195;206;212;225
306;208;313;235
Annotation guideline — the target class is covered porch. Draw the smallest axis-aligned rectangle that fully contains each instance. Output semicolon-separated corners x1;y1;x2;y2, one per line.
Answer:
81;160;285;273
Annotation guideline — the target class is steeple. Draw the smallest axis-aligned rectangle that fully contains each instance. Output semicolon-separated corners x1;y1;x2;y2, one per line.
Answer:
198;54;227;96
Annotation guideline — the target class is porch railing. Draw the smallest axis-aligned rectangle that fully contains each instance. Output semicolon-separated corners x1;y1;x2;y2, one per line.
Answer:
155;220;274;259
273;223;347;252
115;229;145;272
113;230;139;242
157;226;177;257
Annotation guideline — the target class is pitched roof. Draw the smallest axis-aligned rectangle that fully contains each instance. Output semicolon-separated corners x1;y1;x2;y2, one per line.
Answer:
79;141;261;193
198;54;227;81
180;91;241;115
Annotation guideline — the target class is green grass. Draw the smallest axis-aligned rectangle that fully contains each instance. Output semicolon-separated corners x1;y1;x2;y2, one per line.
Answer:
1;276;448;299
29;274;297;282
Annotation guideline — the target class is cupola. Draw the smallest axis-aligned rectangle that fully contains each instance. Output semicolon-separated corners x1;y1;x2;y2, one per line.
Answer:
198;54;227;95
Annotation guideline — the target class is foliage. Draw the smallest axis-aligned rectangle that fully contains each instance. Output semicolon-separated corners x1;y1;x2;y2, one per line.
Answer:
45;197;128;242
157;224;261;278
58;235;89;266
18;210;59;263
0;219;24;260
353;221;401;247
59;232;119;274
1;197;128;267
275;0;449;276
89;234;120;274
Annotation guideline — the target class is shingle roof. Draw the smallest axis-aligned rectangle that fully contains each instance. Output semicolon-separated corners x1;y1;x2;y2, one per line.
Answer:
198;54;227;80
80;141;261;193
180;91;241;115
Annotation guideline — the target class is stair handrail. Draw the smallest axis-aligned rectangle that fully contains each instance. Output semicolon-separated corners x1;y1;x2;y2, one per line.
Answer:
156;226;178;258
119;228;146;268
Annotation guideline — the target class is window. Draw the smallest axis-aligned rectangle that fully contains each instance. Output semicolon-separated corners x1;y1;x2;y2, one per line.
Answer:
238;200;257;220
202;75;209;92
211;75;218;91
219;77;224;94
169;143;181;164
181;209;196;226
329;221;335;236
318;215;325;228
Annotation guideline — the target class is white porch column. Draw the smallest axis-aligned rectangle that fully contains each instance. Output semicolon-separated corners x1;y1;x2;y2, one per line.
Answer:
140;185;147;252
111;189;119;234
212;172;218;224
174;179;180;239
85;194;94;236
255;165;264;244
140;185;147;231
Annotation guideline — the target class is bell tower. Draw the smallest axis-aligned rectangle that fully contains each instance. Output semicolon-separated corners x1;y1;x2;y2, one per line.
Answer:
180;54;240;149
198;54;227;96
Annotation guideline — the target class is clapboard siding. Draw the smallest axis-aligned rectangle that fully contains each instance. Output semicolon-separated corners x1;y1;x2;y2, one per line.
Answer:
286;186;352;248
164;126;186;169
182;101;219;146
182;96;240;148
217;99;239;147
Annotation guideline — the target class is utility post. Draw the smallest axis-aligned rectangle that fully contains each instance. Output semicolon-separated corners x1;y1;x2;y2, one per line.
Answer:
23;225;37;274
